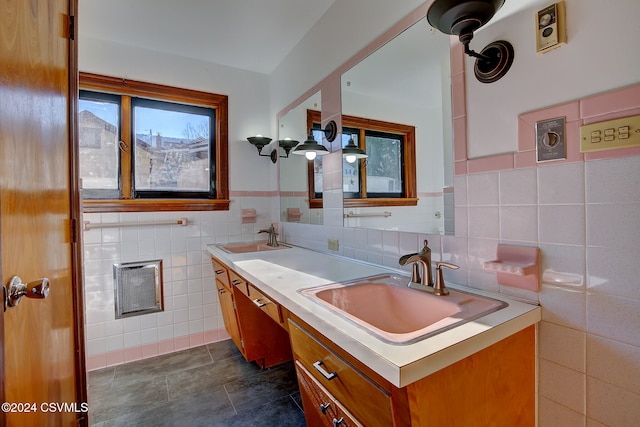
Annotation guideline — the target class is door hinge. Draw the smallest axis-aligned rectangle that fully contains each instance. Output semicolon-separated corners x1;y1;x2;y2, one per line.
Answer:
232;300;236;310
69;218;79;243
68;15;75;40
240;339;244;349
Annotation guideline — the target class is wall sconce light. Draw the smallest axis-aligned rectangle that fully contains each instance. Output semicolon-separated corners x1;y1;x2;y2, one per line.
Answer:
342;135;367;164
427;0;514;83
247;135;278;163
278;138;300;158
292;131;329;160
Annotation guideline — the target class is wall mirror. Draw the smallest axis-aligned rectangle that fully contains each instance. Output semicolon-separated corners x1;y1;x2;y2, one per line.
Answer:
341;18;454;234
278;91;324;225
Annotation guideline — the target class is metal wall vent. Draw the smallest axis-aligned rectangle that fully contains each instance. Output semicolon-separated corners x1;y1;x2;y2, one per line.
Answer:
113;260;164;319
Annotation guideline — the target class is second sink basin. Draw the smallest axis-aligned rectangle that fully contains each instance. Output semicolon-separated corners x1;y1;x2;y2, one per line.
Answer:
217;241;291;254
301;274;507;344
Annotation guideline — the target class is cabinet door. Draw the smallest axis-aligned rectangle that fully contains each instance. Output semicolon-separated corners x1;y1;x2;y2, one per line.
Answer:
217;282;243;354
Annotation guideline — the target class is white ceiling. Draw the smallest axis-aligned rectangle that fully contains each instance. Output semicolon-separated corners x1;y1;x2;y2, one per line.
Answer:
79;0;337;75
79;0;541;76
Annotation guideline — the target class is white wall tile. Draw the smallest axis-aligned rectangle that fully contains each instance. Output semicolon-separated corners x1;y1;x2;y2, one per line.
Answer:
587;376;640;427
539;205;585;245
468;206;500;239
586;157;640;204
587;246;640;298
500;167;537;205
539;359;585;414
538;396;585;427
587;293;640;347
587;203;640;249
467;172;499;205
587;334;640;395
539;162;585;205
540;284;585;330
539;321;585;372
500;206;538;242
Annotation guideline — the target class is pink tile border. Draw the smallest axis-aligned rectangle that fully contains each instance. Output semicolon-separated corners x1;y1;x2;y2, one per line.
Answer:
580;84;640;119
229;190;279;197
86;329;228;371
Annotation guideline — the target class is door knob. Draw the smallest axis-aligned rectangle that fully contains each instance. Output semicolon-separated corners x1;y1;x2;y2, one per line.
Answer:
4;276;50;309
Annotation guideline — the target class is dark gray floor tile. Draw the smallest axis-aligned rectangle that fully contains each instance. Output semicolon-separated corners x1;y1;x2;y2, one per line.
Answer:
112;346;213;387
88;342;302;427
290;391;303;411
104;388;236;427
206;338;243;362
224;361;299;412
89;376;169;424
212;395;306;427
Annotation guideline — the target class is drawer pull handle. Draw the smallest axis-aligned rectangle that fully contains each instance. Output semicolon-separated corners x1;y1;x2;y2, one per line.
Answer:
218;288;226;294
319;402;331;414
215;269;224;275
252;298;266;308
333;418;345;427
231;279;241;286
313;360;337;381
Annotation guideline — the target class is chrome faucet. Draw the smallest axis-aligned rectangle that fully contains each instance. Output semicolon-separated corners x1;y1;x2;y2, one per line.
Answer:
399;239;459;296
258;224;279;247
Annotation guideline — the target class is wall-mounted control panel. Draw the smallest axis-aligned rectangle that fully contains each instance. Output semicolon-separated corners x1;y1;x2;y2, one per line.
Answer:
580;115;640;153
536;2;566;53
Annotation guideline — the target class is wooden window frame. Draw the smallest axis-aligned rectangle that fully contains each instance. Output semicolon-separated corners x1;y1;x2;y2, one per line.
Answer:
79;72;229;213
307;110;417;209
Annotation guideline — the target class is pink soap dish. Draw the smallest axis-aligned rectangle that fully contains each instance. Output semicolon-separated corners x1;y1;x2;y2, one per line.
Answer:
483;244;540;291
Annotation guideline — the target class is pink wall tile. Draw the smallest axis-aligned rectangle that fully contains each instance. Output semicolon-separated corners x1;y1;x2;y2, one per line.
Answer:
141;343;159;359
158;339;175;355
467;153;514;174
582;107;640;125
581;83;640;119
518;118;536;151
86;354;107;371
454;160;467;176
174;336;190;351
453;117;467;161
450;39;464;76
514;150;537;169
451;73;467;119
189;332;204;347
105;350;124;367
204;330;218;343
124;347;142;363
519;101;580;128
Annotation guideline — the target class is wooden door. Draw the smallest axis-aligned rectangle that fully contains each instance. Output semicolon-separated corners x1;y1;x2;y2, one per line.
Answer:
0;0;86;426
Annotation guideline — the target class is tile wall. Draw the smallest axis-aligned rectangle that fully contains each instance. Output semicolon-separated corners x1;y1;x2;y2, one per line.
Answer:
83;194;277;370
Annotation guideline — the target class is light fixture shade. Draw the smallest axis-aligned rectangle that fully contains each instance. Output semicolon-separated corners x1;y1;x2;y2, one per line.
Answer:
278;138;300;157
291;132;329;159
342;136;367;164
247;135;272;149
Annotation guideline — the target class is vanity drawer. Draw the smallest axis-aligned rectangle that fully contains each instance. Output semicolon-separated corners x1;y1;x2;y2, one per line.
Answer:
289;319;392;427
296;361;362;427
248;284;283;325
228;269;249;296
211;258;230;288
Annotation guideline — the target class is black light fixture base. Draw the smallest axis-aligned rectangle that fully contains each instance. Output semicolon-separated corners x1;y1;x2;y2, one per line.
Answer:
473;40;514;83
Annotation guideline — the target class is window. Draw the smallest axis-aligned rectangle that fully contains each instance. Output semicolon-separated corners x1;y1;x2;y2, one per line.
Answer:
79;73;229;212
307;110;417;208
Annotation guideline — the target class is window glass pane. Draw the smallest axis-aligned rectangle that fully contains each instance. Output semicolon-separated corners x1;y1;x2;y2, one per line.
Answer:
133;101;211;193
366;133;403;195
78;95;120;192
342;132;360;195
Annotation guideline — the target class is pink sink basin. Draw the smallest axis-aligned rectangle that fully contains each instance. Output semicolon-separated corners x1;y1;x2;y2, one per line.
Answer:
301;274;507;344
218;241;290;254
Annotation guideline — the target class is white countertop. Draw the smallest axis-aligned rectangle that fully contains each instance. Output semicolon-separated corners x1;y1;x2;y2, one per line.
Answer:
206;243;541;388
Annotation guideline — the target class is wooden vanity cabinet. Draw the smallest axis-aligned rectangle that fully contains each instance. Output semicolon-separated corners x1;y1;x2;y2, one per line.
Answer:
211;256;292;368
289;315;536;427
212;258;243;353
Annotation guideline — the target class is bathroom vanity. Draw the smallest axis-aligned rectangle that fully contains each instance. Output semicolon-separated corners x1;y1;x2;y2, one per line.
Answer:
207;243;540;426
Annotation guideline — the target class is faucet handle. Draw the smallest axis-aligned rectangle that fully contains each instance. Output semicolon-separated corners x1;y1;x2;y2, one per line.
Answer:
434;262;459;295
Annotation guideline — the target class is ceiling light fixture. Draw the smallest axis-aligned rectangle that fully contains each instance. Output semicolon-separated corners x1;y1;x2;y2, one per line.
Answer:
427;0;514;83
